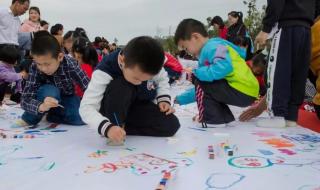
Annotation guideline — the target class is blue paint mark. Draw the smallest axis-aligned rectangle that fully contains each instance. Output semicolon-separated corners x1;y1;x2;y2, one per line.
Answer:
258;149;274;156
206;173;245;189
50;130;68;133
282;134;320;144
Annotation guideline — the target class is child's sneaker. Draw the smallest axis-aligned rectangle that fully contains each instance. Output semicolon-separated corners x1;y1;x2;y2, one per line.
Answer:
11;119;29;128
286;120;297;127
256;117;286;128
200;122;227;128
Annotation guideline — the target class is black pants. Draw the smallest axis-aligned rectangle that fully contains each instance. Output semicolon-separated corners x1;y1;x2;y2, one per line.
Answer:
99;77;180;137
195;79;256;124
267;26;311;121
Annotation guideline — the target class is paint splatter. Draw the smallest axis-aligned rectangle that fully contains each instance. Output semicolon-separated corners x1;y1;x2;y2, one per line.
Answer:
40;162;56;171
282;134;320;144
228;156;274;169
278;149;296;156
88;150;108;158
206;173;245;190
258;149;274;156
85;153;181;176
252;131;276;138
177;149;197;157
260;138;295;148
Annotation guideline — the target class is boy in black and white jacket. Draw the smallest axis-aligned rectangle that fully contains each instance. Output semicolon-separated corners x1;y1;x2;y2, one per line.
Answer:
80;36;180;144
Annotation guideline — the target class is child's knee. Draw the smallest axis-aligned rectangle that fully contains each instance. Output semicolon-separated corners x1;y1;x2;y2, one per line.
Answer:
161;114;180;137
37;85;61;102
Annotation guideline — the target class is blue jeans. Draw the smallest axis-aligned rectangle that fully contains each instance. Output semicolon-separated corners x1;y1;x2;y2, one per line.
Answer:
22;85;85;125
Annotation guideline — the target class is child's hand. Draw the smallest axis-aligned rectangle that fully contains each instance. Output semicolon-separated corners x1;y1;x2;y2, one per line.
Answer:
239;96;267;122
255;31;269;48
107;126;126;143
20;71;28;80
159;102;175;115
39;97;59;112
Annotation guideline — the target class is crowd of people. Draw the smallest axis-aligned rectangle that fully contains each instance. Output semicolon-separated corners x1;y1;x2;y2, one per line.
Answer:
0;0;319;144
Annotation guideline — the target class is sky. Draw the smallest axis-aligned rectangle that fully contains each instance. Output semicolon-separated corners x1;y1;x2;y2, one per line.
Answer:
0;0;266;44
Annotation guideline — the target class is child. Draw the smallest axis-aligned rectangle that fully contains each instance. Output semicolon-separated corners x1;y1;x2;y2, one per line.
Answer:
0;45;27;104
247;53;267;96
72;37;97;98
211;16;228;40
63;31;74;57
80;36;180;144
15;31;90;128
174;19;259;127
255;0;316;127
164;52;183;84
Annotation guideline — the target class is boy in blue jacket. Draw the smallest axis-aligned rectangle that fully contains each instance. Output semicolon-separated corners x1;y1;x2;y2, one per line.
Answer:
174;19;259;127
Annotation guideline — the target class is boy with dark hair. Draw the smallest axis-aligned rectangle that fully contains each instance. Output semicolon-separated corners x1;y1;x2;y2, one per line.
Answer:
255;0;317;127
14;31;90;128
80;36;180;144
174;19;259;127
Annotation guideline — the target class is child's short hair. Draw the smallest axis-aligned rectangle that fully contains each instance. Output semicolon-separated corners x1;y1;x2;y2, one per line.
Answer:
31;31;61;58
122;36;164;75
174;19;208;45
40;20;48;27
72;37;98;68
211;16;225;28
50;24;63;35
12;0;29;4
252;53;267;68
0;45;19;65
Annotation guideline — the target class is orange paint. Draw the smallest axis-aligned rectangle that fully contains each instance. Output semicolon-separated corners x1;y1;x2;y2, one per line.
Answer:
260;138;295;148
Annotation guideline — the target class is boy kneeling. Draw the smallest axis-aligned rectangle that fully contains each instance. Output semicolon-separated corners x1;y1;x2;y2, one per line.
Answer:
80;36;180;143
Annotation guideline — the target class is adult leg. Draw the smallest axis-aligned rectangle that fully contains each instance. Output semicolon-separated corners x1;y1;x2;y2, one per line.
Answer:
287;26;311;122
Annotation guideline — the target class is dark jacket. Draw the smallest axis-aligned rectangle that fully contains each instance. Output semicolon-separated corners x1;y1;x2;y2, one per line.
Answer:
262;0;317;33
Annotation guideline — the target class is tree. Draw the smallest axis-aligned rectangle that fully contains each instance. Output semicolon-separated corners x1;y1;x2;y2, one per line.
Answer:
243;0;266;39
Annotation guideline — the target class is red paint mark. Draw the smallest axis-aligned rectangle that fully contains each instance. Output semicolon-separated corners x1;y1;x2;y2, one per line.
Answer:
278;149;296;155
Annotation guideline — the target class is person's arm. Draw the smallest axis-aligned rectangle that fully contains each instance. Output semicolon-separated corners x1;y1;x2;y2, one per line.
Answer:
0;71;22;83
154;68;171;105
79;70;113;136
262;0;286;33
239;96;267;121
21;64;42;115
193;45;233;82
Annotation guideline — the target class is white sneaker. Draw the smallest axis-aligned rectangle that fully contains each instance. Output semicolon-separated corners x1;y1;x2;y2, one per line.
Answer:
286;120;297;127
256;117;286;128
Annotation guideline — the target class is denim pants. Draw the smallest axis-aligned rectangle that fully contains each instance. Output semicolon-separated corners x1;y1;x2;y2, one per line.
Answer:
22;84;85;125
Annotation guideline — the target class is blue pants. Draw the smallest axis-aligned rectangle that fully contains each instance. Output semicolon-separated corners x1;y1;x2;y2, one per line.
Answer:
22;85;85;125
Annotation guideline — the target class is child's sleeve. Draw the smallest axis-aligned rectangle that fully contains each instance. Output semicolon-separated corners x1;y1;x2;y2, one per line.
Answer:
193;45;233;82
262;0;286;33
79;70;113;136
0;72;21;83
154;68;171;105
21;64;42;115
176;87;196;105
